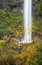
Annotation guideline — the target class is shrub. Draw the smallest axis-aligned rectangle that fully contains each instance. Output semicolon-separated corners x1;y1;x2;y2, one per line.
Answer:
0;9;22;39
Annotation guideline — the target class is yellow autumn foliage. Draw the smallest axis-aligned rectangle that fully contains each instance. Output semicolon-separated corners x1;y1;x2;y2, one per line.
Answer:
0;40;6;43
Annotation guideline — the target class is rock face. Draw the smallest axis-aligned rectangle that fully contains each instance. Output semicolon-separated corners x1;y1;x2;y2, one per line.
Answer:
0;0;23;12
0;0;41;14
32;0;39;15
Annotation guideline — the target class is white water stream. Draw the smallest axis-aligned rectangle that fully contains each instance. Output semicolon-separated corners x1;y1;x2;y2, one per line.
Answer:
19;0;32;43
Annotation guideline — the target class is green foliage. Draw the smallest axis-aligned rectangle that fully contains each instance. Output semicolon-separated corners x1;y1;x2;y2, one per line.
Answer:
0;3;42;65
32;20;42;34
30;44;42;65
37;0;42;17
0;42;4;48
34;0;42;19
0;41;42;65
0;9;22;38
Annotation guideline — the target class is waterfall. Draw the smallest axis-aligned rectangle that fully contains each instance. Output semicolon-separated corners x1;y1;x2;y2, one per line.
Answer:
23;0;32;43
19;0;32;43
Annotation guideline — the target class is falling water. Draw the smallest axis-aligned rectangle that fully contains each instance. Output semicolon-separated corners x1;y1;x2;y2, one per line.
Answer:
19;0;32;43
24;0;32;43
23;0;32;43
